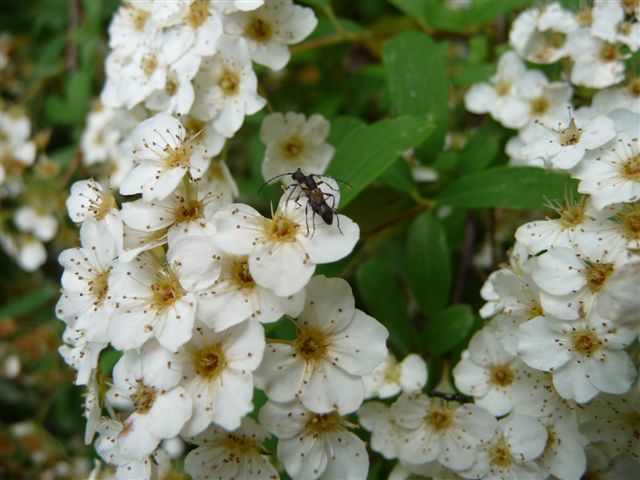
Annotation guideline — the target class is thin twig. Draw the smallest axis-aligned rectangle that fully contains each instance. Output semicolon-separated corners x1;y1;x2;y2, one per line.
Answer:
428;391;471;403
488;208;499;270
66;0;81;72
361;202;432;241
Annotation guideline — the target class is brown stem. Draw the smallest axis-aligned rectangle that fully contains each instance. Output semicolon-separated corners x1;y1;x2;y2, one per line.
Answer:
488;208;499;269
361;202;432;241
66;0;81;72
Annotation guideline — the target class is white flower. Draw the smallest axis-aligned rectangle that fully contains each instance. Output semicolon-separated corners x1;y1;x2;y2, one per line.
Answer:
531;246;617;320
509;3;578;63
464;51;545;129
193;250;305;331
572;114;640;209
580;393;640;460
80;105;120;166
56;219;120;343
58;327;106;386
94;419;166;478
176;319;265;435
213;192;359;297
391;392;497;471
521;113;615;170
597;261;640;329
105;340;192;462
566;28;626;89
260;399;368;480
108;251;198;352
184;417;277;480
144;51;201;115
571;203;640;265
119;113;212;201
0;231;46;272
453;325;526;417
260;112;334;181
0;108;36;176
582;444;639;480
591;0;640;51
515;195;605;256
66;179;121;241
358;401;403;459
157;1;223;58
517;313;636;403
108;2;157;58
256;275;388;414
363;352;427;399
191;35;265;137
537;412;587;480
13;206;58;242
84;373;101;445
460;414;547;480
116;36;176;109
225;0;317;70
120;178;224;256
509;369;576;420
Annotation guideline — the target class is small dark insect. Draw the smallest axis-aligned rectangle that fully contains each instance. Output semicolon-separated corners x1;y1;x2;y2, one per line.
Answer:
259;168;350;236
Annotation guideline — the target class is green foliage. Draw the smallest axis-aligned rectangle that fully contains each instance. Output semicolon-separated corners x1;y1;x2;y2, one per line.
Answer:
437;166;578;210
422;304;475;355
405;212;451;317
356;256;413;354
326;114;435;206
382;31;449;153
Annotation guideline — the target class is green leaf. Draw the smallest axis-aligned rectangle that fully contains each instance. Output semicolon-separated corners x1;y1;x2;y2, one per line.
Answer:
0;283;57;319
382;32;449;151
328;116;365;149
325;115;435;207
437;166;578;210
423;305;474;355
356;257;413;354
405;212;451;316
380;157;417;195
456;125;504;175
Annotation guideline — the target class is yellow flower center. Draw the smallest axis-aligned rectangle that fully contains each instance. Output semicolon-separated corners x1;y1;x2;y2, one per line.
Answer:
489;365;514;387
231;258;255;288
165;77;179;96
141;54;158;77
495;80;511;97
619;204;640;241
219;69;240;96
150;269;184;312
599;43;619;62
576;6;593;25
621;154;640;181
530;97;550;115
585;263;614;292
245;17;272;42
295;328;327;361
559;119;582;146
131;381;156;414
187;0;210;29
280;136;305;159
489;437;513;468
425;403;453;432
264;213;299;242
132;8;149;31
89;270;110;306
306;411;342;434
192;344;226;380
571;330;601;357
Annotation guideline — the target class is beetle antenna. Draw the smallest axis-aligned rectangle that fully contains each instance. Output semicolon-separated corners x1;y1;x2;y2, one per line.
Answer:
258;171;294;194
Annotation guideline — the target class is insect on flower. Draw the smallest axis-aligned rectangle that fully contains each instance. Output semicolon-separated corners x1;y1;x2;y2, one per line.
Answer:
259;168;350;237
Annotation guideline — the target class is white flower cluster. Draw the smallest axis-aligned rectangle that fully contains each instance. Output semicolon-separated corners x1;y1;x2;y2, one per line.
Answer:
80;0;317;189
0;105;58;271
61;108;392;478
389;1;640;479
